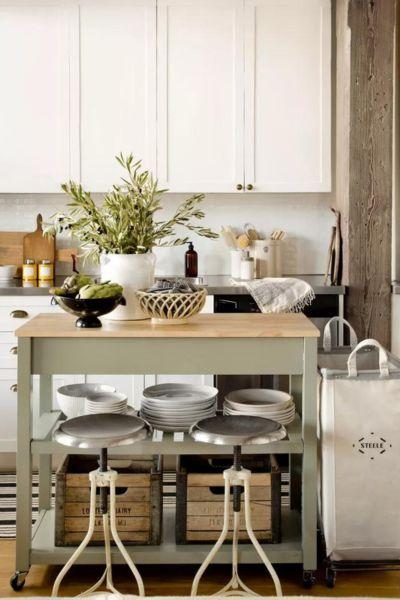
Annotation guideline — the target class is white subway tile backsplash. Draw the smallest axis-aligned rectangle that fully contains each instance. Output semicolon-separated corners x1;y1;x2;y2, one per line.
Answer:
0;192;334;276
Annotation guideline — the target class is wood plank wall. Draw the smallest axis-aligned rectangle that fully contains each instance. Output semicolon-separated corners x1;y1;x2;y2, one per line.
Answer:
336;0;396;346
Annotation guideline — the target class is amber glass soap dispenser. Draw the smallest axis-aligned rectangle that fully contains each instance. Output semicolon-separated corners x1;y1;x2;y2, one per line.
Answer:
185;242;198;278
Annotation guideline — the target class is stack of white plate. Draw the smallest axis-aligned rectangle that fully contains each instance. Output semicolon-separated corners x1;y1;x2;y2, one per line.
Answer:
85;391;128;415
224;389;295;426
141;383;218;432
57;383;116;418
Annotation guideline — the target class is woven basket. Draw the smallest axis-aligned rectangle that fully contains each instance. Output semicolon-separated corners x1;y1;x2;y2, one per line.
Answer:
136;288;207;324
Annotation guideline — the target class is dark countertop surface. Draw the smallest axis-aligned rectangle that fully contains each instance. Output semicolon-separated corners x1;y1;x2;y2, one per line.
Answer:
0;274;345;296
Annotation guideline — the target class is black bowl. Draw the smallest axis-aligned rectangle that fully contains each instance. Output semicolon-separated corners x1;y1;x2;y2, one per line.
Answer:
52;294;126;328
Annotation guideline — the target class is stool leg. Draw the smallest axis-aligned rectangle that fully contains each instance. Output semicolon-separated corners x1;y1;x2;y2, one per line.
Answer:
109;473;145;597
243;478;282;597
103;513;120;595
191;476;231;596
76;514;117;598
52;472;98;597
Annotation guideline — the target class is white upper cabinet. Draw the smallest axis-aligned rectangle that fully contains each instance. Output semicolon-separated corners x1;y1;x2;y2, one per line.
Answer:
158;0;331;193
0;0;330;194
78;0;156;191
0;3;70;192
244;0;331;192
156;0;244;193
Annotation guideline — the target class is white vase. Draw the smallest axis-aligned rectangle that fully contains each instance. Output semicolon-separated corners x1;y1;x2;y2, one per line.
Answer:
100;253;156;320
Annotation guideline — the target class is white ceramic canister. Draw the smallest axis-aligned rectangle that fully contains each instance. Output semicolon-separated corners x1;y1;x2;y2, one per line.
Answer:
100;253;156;320
230;249;242;279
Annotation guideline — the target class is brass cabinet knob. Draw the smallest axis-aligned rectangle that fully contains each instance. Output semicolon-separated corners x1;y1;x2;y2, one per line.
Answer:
10;309;28;319
10;384;17;393
9;346;18;355
236;184;243;191
246;184;254;191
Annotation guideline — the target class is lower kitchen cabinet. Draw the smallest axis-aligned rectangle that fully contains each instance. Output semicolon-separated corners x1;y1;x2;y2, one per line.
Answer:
0;370;18;452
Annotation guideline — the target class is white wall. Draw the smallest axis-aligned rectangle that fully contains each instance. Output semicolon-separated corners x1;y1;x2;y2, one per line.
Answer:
0;192;335;276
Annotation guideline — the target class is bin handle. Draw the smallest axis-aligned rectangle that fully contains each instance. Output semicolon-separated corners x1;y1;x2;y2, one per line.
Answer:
323;317;358;351
347;339;390;377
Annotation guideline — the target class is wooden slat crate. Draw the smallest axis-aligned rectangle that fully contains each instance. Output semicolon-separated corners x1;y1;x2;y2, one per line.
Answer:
176;454;281;544
55;455;162;546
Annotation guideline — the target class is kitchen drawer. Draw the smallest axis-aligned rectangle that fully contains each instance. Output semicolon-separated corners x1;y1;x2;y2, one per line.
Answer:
0;332;18;369
0;299;59;332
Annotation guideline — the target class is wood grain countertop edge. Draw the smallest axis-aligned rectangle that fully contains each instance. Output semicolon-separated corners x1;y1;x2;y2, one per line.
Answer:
15;313;320;339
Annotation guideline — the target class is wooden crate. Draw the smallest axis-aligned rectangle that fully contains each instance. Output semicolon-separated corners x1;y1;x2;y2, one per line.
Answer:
176;454;281;544
55;455;162;546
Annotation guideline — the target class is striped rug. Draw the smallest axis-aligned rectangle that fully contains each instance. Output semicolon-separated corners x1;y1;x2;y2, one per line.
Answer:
0;471;288;539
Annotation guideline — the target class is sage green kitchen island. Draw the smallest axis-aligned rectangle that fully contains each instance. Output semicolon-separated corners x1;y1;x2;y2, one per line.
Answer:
12;312;319;589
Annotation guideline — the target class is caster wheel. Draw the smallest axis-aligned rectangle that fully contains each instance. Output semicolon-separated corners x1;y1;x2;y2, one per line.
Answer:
326;567;336;588
303;570;316;589
10;571;27;591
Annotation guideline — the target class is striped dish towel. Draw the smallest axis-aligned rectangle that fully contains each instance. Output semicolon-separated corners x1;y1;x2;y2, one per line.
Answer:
245;277;315;313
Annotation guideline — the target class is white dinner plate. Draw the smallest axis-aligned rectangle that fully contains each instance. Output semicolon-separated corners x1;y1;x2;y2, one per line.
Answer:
224;404;296;417
141;411;216;425
143;383;218;403
140;403;216;416
225;389;293;411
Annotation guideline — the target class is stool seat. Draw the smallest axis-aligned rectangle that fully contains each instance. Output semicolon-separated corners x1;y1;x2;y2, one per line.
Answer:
190;414;286;446
54;413;150;449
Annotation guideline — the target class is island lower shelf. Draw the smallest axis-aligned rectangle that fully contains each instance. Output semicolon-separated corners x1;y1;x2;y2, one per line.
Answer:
31;506;302;565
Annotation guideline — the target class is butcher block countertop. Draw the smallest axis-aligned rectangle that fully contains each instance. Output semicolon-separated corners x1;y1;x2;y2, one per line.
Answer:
15;312;319;338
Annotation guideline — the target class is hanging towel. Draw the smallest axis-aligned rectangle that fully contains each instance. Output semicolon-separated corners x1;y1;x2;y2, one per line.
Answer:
245;277;315;313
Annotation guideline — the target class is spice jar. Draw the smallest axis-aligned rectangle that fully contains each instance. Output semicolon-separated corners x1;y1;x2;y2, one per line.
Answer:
22;259;37;281
38;259;54;282
240;251;254;281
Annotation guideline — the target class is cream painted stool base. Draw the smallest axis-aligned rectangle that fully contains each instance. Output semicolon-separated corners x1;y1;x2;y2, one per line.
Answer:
51;468;145;598
190;467;282;598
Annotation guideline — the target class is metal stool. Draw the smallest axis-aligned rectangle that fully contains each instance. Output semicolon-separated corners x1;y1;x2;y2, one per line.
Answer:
189;414;286;598
52;413;151;597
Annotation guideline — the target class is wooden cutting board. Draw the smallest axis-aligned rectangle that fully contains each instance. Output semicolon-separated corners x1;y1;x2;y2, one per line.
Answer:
23;214;55;264
0;231;25;268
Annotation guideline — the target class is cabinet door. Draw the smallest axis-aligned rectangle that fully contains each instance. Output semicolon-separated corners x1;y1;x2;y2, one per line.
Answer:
157;0;244;193
0;3;70;192
244;0;331;192
78;0;156;191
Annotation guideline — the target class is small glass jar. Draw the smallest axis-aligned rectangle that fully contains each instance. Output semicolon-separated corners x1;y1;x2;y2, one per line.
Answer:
22;259;37;281
38;259;54;282
240;252;255;281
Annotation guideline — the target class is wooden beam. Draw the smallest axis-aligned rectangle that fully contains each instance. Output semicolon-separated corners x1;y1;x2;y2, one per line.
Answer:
336;0;395;346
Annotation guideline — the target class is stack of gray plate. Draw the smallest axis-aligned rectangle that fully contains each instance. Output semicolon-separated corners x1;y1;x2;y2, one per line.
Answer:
140;383;218;432
223;389;295;425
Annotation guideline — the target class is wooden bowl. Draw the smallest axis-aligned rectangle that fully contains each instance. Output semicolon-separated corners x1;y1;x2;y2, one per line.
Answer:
136;288;207;324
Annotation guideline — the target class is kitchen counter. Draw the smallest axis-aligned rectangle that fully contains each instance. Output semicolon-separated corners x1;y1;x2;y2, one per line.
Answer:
0;274;344;296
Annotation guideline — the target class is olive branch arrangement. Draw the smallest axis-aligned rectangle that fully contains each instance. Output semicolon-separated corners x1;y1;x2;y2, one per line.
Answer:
44;154;218;262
